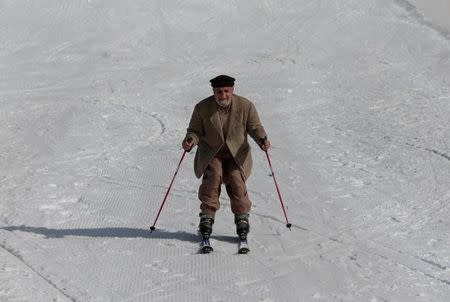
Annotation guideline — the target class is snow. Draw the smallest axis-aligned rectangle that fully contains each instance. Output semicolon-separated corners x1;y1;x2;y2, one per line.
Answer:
0;0;449;301
408;0;450;32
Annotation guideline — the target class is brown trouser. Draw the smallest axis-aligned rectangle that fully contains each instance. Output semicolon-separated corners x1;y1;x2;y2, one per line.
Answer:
198;155;251;215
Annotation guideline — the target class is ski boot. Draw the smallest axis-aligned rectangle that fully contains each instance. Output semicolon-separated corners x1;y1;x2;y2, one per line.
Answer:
234;214;250;240
198;213;215;239
199;213;214;253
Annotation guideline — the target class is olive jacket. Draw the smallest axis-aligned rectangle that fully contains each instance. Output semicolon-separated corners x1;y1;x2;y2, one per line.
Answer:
185;94;267;180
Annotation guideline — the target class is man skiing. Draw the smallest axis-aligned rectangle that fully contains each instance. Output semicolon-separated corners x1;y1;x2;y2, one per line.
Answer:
182;75;270;252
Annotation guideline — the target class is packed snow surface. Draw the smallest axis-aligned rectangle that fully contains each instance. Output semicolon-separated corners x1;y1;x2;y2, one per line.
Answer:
1;1;449;301
409;0;450;32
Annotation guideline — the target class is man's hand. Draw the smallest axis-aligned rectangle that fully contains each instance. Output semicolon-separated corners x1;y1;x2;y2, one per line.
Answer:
258;137;271;151
182;137;194;152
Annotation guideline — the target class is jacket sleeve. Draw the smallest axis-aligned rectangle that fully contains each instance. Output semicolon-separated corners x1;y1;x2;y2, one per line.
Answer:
246;102;267;144
185;104;203;146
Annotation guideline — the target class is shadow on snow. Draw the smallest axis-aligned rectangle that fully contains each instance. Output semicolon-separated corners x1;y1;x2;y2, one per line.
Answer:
0;225;239;243
1;225;200;242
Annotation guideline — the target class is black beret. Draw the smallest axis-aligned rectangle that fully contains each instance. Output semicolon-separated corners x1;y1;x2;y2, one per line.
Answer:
210;75;235;88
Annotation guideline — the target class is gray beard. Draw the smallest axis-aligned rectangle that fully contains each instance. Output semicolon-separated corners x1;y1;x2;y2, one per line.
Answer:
216;98;231;108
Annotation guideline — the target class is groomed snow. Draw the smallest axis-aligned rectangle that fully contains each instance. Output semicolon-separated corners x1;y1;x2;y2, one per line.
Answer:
0;1;449;301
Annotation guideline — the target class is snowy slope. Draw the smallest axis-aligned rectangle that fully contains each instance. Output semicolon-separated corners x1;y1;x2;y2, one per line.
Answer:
408;0;450;32
1;0;449;301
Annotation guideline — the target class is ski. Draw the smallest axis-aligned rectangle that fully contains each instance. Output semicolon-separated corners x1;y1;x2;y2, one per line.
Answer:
238;237;250;254
200;237;213;254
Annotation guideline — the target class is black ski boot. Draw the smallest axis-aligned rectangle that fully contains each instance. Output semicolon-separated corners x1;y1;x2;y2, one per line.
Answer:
235;214;250;240
199;213;215;239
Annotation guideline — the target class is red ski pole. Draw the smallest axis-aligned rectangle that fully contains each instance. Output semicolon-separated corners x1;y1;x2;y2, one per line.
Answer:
150;150;187;233
264;150;292;230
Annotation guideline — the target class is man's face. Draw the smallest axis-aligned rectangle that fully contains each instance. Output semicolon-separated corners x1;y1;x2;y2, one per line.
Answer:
213;86;234;107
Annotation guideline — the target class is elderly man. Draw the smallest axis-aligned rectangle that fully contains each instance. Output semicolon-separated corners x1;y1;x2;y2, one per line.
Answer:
182;75;270;247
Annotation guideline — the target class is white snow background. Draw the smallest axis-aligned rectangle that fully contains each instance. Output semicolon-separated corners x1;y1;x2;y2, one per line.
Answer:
1;1;449;301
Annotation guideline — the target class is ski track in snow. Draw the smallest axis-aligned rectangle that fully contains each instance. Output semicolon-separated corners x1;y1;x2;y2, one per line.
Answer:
1;0;450;301
0;241;75;302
